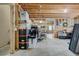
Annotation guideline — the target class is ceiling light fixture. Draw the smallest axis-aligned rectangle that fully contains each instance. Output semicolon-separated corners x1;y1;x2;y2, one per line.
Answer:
40;21;43;23
64;9;68;13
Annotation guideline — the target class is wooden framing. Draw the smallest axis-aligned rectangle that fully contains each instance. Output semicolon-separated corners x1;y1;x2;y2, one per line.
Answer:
9;4;23;54
9;4;16;54
19;3;79;18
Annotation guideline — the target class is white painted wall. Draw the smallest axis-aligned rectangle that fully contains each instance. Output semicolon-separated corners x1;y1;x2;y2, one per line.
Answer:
0;5;10;47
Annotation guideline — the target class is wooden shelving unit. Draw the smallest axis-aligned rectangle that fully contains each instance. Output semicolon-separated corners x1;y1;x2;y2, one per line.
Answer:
15;4;32;50
15;4;23;50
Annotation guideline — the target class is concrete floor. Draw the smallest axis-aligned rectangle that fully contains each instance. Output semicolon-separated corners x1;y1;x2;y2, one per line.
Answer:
0;45;9;56
0;34;77;56
10;34;76;56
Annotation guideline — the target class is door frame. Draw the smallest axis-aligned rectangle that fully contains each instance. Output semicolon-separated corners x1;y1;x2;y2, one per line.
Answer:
9;4;16;54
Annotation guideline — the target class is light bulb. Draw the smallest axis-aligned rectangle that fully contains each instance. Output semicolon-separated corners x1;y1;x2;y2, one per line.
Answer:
40;21;42;23
64;9;68;13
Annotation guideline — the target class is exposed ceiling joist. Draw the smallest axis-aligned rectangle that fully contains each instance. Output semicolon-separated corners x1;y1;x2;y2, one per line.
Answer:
19;3;79;19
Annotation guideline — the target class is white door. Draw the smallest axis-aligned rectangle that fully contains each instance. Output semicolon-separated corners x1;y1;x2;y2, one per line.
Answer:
0;4;10;48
